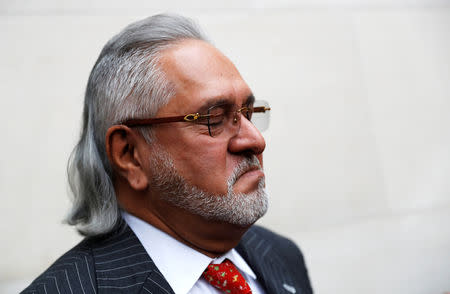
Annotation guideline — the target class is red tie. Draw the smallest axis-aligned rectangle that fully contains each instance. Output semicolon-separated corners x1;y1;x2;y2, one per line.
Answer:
202;259;253;294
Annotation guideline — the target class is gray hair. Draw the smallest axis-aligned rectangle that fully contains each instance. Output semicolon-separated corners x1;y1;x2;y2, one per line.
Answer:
65;14;207;236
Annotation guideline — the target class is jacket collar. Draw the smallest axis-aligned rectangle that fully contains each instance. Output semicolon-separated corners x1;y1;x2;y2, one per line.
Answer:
90;225;175;294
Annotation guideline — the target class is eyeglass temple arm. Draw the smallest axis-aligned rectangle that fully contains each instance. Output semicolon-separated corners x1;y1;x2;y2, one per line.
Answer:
121;113;214;127
253;106;271;112
122;115;187;127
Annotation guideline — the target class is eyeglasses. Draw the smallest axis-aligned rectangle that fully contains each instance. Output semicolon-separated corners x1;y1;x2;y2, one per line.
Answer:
121;100;271;137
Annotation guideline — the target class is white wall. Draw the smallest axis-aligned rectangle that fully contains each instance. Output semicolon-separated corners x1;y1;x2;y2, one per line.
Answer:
1;1;449;293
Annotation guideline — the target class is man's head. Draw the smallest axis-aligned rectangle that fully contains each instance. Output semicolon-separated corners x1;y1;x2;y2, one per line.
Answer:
66;14;268;240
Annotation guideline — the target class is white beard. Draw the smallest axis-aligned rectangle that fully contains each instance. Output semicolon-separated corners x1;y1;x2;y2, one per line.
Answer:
148;147;268;227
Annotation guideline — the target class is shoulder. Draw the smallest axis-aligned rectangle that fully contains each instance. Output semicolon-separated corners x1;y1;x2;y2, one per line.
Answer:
237;225;313;293
245;225;294;244
243;225;305;259
20;225;151;294
21;238;97;294
238;225;313;293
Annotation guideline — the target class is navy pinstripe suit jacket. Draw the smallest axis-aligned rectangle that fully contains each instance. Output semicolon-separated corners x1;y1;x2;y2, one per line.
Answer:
21;225;313;294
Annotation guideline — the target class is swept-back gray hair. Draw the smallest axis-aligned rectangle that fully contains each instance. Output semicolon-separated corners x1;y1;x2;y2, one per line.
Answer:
66;14;207;236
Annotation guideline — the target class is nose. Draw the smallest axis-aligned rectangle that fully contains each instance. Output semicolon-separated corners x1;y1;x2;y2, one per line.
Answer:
228;115;266;155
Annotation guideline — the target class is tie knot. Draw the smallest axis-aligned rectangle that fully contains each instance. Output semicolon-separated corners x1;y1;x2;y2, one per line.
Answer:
202;259;253;294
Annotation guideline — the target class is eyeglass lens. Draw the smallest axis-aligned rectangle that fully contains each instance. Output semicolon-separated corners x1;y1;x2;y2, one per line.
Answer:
205;100;270;137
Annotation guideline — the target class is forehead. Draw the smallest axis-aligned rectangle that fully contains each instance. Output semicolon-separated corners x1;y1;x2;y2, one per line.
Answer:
158;39;252;113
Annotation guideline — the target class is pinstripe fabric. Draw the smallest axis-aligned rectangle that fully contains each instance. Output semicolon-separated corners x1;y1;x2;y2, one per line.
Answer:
21;226;175;294
22;225;312;294
236;226;313;294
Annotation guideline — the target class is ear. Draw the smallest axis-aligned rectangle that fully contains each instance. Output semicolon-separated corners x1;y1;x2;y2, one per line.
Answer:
105;125;149;191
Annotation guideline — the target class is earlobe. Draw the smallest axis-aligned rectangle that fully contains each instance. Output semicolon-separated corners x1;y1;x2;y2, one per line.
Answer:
105;126;149;191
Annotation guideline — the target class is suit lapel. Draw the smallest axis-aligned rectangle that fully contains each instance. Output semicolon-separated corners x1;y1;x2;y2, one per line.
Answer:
236;227;301;294
91;225;175;294
140;269;175;294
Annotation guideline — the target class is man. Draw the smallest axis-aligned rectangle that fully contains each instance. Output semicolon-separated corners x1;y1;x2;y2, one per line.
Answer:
22;14;312;294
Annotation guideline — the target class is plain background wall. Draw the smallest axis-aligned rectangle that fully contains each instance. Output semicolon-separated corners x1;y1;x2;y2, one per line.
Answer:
1;0;450;293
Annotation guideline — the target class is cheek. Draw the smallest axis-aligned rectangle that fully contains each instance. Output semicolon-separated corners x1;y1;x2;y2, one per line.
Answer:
172;139;230;192
154;127;234;193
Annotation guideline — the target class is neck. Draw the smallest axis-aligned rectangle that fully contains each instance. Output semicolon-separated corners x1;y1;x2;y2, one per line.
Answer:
117;187;249;258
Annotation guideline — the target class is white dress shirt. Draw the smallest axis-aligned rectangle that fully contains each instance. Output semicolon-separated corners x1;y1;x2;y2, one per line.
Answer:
122;211;266;294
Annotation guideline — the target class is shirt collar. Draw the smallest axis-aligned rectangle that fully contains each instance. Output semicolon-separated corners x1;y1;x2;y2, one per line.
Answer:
212;249;257;280
122;211;256;294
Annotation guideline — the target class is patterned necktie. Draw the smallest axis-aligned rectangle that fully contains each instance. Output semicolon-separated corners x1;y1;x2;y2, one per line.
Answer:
202;259;253;294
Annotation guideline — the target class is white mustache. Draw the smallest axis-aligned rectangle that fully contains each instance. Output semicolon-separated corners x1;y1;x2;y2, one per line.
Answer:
227;156;262;186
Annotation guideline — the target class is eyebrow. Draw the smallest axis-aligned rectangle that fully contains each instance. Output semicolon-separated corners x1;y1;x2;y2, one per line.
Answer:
245;94;255;106
196;93;255;113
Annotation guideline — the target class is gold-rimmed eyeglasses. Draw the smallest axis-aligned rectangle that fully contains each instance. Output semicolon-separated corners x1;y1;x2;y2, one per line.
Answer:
121;100;271;137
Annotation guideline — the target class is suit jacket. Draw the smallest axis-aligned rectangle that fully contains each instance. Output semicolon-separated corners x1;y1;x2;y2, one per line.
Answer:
21;225;313;294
